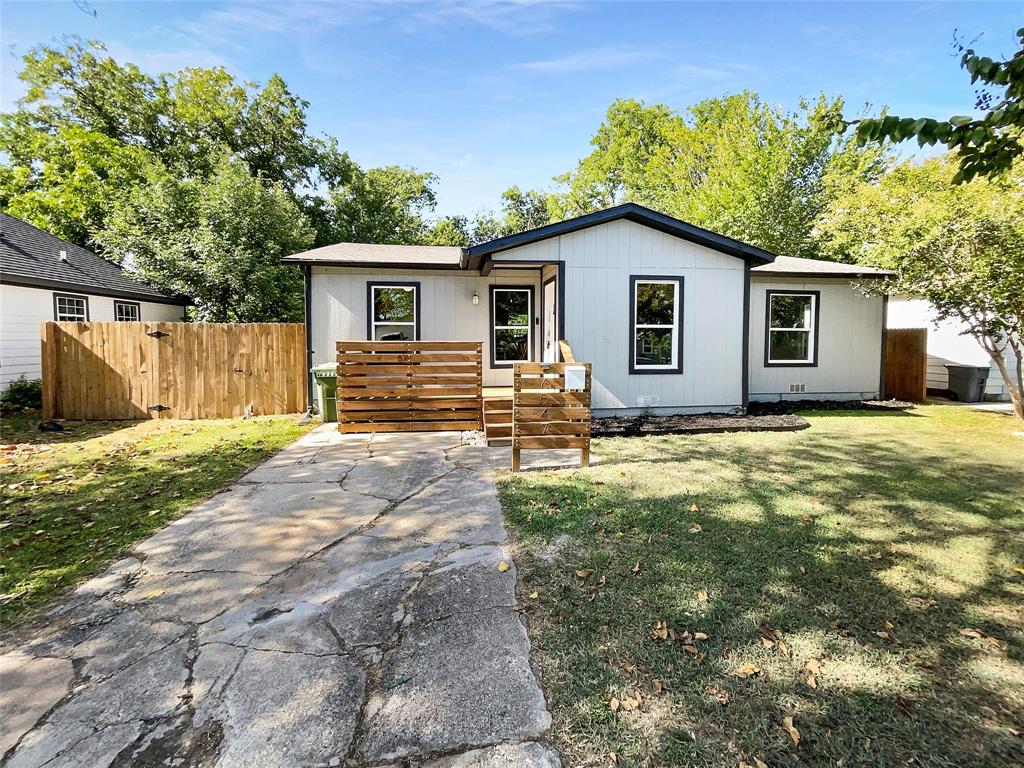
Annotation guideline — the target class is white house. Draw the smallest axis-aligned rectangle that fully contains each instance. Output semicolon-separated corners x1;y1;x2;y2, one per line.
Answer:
284;204;890;416
0;212;189;393
887;297;1016;402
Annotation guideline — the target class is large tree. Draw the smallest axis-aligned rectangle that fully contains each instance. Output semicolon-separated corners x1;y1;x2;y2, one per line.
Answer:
545;93;889;259
852;27;1024;183
0;39;448;320
819;155;1024;418
95;154;313;322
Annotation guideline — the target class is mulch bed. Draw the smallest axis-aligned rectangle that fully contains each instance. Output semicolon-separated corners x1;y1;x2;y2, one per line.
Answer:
747;398;915;415
592;412;808;437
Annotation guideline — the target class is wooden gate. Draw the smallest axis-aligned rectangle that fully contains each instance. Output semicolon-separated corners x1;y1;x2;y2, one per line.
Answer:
512;359;591;472
885;328;927;403
41;322;307;420
335;341;482;433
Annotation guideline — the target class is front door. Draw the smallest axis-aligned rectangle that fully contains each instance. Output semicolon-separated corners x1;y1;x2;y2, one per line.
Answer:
542;277;558;362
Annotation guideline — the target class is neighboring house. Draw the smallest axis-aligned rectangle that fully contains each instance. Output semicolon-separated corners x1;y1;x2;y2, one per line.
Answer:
284;203;890;415
887;297;1016;402
0;212;189;393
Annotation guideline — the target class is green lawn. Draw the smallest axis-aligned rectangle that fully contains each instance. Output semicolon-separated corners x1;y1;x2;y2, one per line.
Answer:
0;412;310;626
499;406;1024;768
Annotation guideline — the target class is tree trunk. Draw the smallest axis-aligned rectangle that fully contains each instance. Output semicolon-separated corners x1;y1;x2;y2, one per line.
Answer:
986;346;1024;420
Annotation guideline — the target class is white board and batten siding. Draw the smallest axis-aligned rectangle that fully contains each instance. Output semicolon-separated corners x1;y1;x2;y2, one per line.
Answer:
491;219;746;414
0;283;187;392
747;277;883;402
308;267;541;387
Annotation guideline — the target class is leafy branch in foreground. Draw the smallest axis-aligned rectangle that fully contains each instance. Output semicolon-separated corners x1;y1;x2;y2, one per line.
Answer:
850;27;1024;183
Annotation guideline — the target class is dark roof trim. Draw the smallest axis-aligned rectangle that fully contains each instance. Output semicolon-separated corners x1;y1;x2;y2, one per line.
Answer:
465;203;777;266
0;274;191;305
750;271;891;280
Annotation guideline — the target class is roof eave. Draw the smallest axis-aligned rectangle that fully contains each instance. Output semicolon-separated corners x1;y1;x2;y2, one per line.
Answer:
0;273;192;304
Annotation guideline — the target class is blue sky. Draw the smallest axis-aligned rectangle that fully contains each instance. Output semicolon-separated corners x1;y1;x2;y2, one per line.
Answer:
1;1;1019;217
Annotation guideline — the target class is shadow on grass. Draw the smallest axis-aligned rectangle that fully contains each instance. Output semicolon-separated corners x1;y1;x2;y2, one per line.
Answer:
500;425;1024;767
0;409;139;445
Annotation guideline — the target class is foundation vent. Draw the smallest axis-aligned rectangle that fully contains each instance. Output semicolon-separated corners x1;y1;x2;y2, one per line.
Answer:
788;383;806;394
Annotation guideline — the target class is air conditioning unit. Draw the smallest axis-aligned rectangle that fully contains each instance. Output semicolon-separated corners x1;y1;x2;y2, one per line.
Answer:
788;383;806;394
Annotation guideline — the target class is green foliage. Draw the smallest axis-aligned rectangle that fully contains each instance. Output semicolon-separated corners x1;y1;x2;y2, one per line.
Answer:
95;154;313;321
0;39;440;320
820;155;1024;416
853;28;1024;183
547;93;888;259
424;185;553;246
1;377;43;410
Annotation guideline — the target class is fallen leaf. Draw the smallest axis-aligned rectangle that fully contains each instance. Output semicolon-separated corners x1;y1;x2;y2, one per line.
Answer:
696;589;709;603
609;697;620;712
688;503;700;512
497;561;509;572
693;631;708;641
777;641;791;658
754;759;769;768
731;663;761;679
783;716;800;747
650;619;669;641
528;591;539;600
799;565;806;574
805;673;817;689
688;524;702;534
620;695;640;711
631;560;641;574
575;568;593;578
805;659;822;675
652;678;664;693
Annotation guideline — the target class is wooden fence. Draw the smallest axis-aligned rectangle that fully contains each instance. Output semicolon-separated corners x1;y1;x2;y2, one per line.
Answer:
41;322;307;420
884;328;927;403
512;356;592;472
336;340;482;433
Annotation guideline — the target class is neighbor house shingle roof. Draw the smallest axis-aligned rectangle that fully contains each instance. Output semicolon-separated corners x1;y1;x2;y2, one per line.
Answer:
281;242;465;269
0;213;187;304
752;255;892;279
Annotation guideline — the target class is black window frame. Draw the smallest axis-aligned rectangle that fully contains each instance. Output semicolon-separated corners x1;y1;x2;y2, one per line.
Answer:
489;284;535;369
366;281;421;341
628;275;684;375
764;289;820;367
113;300;141;322
53;292;89;322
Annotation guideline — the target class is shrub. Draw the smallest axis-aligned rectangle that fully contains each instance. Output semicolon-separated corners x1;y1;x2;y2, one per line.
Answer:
1;377;43;410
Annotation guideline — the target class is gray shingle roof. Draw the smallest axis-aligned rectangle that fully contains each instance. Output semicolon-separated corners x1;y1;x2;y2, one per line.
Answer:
0;212;187;304
752;255;892;278
281;241;464;268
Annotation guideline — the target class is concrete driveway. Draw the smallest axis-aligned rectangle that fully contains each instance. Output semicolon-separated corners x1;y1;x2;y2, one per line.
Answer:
1;427;560;768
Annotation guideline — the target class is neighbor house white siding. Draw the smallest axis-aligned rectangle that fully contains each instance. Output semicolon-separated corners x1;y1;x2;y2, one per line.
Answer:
308;267;541;387
491;219;747;414
887;297;1015;401
0;284;186;392
747;277;883;401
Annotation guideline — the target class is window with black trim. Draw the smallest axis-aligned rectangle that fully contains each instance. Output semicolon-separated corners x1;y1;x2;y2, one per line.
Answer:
766;291;818;365
630;276;682;373
114;301;140;321
54;294;88;322
368;283;419;340
491;287;532;367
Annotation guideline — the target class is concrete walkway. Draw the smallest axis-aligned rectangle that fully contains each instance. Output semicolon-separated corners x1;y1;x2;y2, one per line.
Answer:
1;427;560;768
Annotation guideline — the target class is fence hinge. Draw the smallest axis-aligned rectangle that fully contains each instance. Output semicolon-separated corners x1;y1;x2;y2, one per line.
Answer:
149;404;171;412
147;330;170;339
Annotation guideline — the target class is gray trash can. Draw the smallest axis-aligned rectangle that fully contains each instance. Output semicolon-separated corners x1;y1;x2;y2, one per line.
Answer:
945;364;988;402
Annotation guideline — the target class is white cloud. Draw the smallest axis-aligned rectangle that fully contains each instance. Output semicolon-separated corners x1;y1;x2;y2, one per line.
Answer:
510;45;662;73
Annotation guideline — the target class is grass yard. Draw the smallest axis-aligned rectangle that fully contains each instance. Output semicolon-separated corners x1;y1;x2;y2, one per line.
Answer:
499;406;1024;768
0;412;310;627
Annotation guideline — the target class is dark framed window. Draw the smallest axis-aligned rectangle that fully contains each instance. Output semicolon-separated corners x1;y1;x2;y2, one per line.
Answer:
53;293;89;322
490;285;534;368
765;290;819;366
114;300;141;322
367;282;420;341
629;276;683;374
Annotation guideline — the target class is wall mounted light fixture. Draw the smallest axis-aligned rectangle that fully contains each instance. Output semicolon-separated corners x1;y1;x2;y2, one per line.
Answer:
471;291;480;305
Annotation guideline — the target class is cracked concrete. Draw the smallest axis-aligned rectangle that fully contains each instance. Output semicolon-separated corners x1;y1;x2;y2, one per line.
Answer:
1;426;560;768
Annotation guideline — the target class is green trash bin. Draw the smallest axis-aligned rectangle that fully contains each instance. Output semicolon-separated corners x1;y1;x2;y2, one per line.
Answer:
311;363;338;422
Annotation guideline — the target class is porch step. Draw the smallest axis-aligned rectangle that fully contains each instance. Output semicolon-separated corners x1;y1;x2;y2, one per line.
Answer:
483;398;513;445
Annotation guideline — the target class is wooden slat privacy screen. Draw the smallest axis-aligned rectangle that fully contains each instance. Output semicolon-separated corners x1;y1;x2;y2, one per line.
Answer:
41;322;307;420
512;360;592;471
335;340;483;433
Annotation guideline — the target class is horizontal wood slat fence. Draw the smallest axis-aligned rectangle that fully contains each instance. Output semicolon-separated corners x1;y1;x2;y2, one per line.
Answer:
41;322;307;420
512;353;591;472
336;340;482;433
